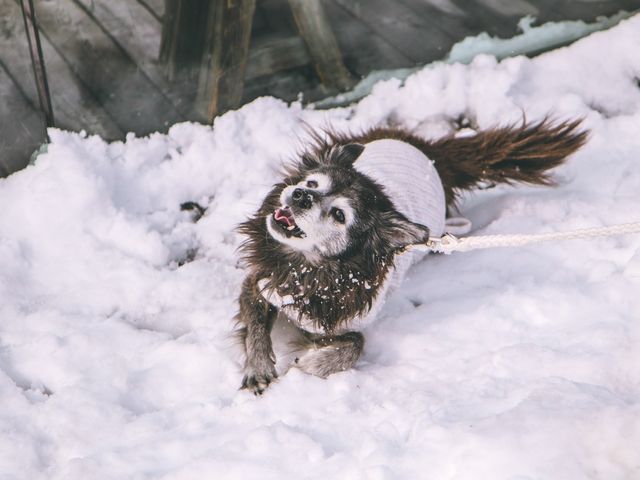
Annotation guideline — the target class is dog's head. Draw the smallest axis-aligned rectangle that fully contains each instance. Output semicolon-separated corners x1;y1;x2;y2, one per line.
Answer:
265;143;430;261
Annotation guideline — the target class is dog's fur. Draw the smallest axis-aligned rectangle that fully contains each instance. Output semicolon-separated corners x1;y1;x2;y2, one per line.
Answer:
235;119;587;394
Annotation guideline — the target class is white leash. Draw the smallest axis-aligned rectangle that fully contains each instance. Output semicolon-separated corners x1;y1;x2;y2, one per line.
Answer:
404;222;640;255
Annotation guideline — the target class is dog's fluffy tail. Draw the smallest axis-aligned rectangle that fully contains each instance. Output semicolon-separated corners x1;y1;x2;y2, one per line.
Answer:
428;119;587;203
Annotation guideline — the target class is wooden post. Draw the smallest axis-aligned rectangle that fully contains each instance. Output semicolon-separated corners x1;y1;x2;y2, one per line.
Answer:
196;0;256;122
159;0;210;83
287;0;353;92
158;0;179;79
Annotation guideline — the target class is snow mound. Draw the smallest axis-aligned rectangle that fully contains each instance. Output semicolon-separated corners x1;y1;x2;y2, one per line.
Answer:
2;15;640;480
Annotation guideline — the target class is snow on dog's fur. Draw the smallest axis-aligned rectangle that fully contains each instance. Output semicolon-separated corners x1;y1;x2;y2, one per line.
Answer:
236;120;587;394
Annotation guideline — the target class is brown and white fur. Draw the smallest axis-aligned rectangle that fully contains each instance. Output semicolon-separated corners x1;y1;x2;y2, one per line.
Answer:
235;120;587;394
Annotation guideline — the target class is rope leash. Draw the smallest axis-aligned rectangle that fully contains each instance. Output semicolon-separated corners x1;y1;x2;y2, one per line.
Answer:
404;222;640;255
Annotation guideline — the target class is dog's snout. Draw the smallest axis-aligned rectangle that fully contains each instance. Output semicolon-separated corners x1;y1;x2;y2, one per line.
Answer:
291;188;313;209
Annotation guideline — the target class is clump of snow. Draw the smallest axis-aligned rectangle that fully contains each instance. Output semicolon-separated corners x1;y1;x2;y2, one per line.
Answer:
446;11;634;64
2;14;640;480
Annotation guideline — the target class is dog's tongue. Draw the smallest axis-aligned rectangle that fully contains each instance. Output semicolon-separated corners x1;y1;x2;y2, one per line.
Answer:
274;207;295;227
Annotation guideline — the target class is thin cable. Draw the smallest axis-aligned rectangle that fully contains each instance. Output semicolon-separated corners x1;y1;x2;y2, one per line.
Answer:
20;0;54;133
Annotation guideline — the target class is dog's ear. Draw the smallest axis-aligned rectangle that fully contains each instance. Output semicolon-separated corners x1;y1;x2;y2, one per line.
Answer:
382;212;430;249
331;143;364;166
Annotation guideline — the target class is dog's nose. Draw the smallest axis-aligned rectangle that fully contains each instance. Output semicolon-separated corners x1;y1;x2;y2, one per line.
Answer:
291;188;313;209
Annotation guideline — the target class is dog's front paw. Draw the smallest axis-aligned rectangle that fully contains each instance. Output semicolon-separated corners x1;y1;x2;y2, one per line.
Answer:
241;364;277;395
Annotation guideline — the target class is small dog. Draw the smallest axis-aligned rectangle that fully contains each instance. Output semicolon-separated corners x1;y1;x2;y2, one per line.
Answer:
236;120;586;394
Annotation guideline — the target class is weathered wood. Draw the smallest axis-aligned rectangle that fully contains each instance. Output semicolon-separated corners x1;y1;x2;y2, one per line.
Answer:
258;0;299;32
288;0;353;91
396;0;478;41
245;35;310;79
534;0;639;24
241;65;314;104
324;0;413;75
0;0;122;138
475;0;538;17
448;0;527;38
0;62;44;176
158;0;177;73
0;0;635;166
29;0;183;135
197;0;256;121
332;0;457;64
159;0;209;83
136;0;164;22
73;0;198;117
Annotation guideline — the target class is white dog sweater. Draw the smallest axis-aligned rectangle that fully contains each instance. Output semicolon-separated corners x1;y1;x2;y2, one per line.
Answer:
354;139;446;289
354;139;446;240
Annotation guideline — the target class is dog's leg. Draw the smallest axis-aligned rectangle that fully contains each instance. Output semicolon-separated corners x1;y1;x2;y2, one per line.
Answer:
294;331;364;378
237;276;278;395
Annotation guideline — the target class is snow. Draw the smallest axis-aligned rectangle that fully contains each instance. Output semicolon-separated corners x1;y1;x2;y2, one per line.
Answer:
2;14;640;480
445;11;634;64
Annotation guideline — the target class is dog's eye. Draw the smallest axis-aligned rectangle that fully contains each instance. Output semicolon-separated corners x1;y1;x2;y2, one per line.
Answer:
330;207;345;224
306;180;318;189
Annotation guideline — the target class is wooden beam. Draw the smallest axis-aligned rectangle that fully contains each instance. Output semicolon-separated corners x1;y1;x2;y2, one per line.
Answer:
136;0;164;22
196;0;256;122
323;0;413;75
287;0;353;91
332;0;455;64
245;35;310;80
159;0;210;84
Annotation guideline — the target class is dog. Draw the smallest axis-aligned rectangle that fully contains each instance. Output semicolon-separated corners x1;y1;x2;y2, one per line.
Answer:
235;120;587;394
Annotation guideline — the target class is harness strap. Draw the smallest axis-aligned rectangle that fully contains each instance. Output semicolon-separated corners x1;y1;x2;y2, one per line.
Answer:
403;222;640;255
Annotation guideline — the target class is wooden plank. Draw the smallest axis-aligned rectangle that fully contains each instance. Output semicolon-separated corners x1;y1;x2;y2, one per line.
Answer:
475;0;538;17
197;0;256;121
325;0;437;74
0;62;44;176
136;0;164;22
242;65;324;104
288;0;354;91
0;0;122;139
402;0;527;41
446;0;523;38
407;0;466;16
398;0;484;40
245;35;310;79
157;0;210;121
30;0;184;135
332;0;457;64
256;0;298;33
158;0;178;75
73;0;199;118
400;0;527;43
529;0;639;24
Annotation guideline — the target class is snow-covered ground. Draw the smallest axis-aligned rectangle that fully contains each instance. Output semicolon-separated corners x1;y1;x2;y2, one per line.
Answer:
2;14;640;480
